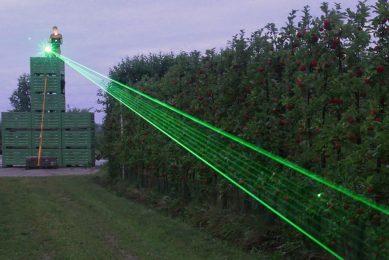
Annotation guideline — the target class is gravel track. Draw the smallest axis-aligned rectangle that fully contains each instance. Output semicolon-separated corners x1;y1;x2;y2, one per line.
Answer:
0;166;100;177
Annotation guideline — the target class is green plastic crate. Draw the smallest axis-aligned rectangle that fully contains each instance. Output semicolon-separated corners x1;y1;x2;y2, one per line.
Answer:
62;148;94;167
31;93;65;111
30;74;63;93
32;130;61;148
30;57;64;74
32;112;62;129
3;130;32;148
62;130;94;148
2;149;32;166
1;112;31;129
62;113;94;129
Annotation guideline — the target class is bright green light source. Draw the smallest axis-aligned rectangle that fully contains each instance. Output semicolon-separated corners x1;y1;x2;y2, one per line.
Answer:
317;192;323;198
44;46;52;53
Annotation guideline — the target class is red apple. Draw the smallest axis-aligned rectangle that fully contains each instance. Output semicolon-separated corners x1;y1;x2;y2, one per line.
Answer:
347;116;355;124
296;78;304;88
330;38;340;49
279;119;288;126
299;64;307;72
324;19;331;30
256;66;265;73
376;64;384;74
353;68;363;77
310;59;318;68
311;34;319;43
367;186;374;194
329;97;343;105
286;103;295;111
374;117;382;123
333;140;341;150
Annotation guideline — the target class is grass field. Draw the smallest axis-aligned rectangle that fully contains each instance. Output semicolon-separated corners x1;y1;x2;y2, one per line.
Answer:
0;171;258;260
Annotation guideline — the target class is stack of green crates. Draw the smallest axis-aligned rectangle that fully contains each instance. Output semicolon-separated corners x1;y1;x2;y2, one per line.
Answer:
1;112;32;166
61;113;95;167
30;57;65;112
1;56;95;168
30;57;64;166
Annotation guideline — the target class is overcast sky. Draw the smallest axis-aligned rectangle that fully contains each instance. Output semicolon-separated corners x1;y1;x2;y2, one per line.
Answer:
0;0;376;123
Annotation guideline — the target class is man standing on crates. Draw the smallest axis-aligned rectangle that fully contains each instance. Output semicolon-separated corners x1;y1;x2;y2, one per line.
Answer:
49;26;63;54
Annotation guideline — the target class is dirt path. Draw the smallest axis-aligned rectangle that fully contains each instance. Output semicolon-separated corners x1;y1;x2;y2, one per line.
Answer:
0;166;100;177
0;156;107;177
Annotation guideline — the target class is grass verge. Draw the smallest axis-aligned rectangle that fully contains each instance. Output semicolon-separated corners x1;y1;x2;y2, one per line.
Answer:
0;170;259;259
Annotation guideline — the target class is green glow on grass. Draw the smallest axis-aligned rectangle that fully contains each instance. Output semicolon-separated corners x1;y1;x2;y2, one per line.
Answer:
51;51;389;259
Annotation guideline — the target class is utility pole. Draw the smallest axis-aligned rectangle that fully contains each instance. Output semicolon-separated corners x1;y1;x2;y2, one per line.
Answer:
120;101;125;180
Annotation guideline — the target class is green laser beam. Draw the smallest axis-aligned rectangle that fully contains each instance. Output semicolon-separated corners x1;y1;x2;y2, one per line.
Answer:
55;54;369;258
105;85;344;260
51;52;389;259
55;52;389;216
56;55;370;215
106;85;370;251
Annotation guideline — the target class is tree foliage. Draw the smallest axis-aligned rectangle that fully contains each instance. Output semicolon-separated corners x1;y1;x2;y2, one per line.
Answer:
0;121;2;154
9;73;31;112
100;1;389;256
66;105;93;112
